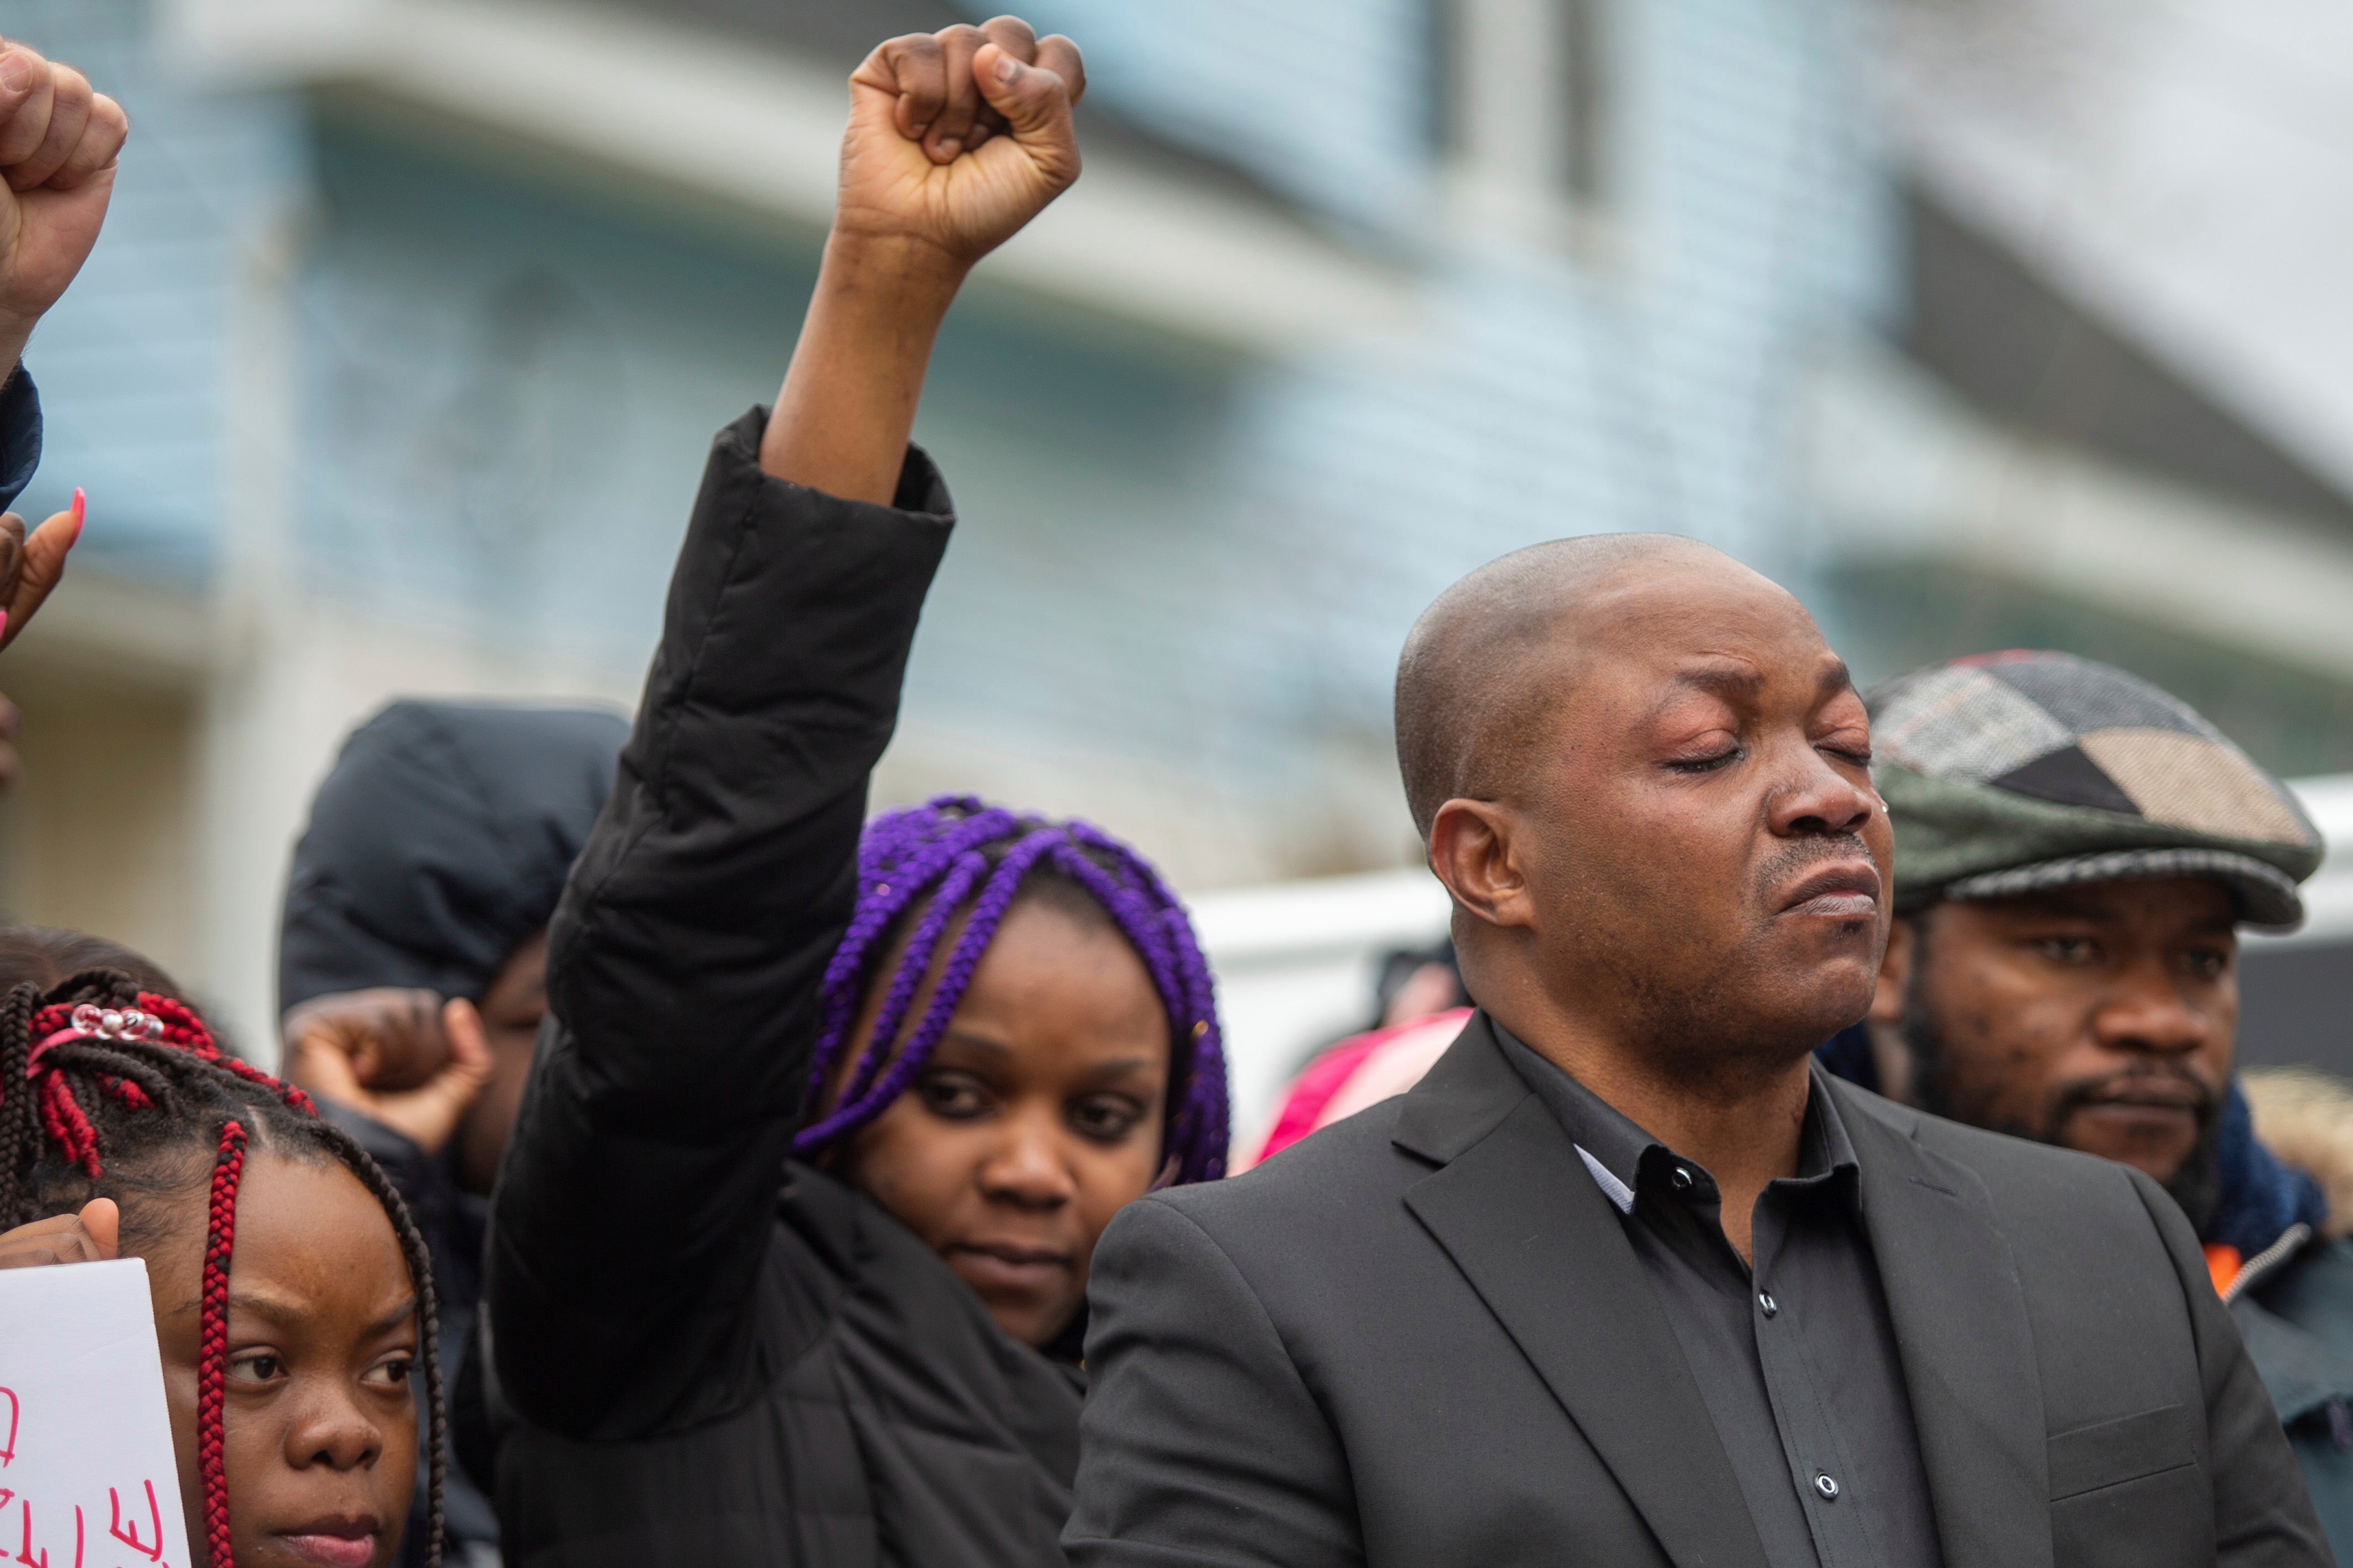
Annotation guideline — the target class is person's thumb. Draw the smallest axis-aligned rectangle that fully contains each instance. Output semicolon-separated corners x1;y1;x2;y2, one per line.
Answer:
435;998;496;1100
77;1197;117;1260
973;42;1076;161
2;492;78;650
376;999;493;1157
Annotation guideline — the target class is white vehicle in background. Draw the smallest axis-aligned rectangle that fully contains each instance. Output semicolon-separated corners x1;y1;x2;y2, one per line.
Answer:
1190;865;1448;1159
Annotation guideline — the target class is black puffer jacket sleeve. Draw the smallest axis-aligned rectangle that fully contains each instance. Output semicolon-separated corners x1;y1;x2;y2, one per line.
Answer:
485;407;953;1440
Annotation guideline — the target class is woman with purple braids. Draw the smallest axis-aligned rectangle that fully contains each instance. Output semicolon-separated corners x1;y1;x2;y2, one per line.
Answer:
477;19;1227;1567
797;795;1227;1348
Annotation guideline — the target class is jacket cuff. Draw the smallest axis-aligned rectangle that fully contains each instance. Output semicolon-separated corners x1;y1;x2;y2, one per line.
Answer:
0;366;41;517
714;404;951;520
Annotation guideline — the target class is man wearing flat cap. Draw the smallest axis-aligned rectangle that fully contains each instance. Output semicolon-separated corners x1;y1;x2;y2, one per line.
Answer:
1822;649;2353;1555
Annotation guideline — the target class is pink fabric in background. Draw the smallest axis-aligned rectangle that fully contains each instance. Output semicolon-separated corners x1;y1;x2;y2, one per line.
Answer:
1240;1007;1473;1171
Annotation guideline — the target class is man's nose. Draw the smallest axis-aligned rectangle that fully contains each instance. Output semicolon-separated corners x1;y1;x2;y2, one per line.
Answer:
2091;960;2216;1059
1765;742;1877;837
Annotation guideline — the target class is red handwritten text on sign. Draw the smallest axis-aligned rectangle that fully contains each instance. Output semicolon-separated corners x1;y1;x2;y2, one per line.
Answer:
0;1390;174;1568
0;1262;190;1568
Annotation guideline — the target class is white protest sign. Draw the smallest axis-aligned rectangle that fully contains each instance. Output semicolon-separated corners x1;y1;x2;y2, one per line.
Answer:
0;1258;191;1568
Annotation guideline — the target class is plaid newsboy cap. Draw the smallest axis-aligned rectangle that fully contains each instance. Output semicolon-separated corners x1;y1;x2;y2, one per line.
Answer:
1866;651;2323;929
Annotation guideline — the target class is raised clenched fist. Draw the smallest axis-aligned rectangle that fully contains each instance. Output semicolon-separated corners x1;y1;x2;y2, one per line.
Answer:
282;988;495;1157
837;17;1085;271
0;39;127;370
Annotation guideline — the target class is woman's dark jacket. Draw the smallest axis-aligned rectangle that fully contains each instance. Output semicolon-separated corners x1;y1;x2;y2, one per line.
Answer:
480;410;1084;1566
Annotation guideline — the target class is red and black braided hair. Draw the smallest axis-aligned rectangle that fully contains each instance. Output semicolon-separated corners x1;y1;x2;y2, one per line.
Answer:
0;966;444;1568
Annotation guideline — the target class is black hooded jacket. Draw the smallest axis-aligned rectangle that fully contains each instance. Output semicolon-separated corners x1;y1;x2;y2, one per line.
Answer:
280;699;626;1561
480;411;1085;1565
282;701;629;1016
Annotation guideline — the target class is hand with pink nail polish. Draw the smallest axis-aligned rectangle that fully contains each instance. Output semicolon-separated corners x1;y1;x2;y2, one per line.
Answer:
0;486;79;794
0;482;82;653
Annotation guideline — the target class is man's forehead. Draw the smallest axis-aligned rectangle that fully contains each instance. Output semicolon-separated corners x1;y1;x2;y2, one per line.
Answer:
1563;559;1829;654
1394;533;1840;827
1411;534;1804;676
1656;653;1856;703
1566;624;1852;712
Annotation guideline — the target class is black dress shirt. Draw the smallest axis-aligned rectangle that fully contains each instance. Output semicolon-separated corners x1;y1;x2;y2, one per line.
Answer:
1497;1028;1943;1568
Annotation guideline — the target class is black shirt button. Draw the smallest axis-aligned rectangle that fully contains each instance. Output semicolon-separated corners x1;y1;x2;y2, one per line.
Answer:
1670;1166;1695;1191
1758;1291;1778;1317
1814;1474;1840;1501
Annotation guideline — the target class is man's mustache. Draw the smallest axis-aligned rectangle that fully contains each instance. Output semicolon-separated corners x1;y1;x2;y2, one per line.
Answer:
2048;1066;2221;1132
1753;833;1876;900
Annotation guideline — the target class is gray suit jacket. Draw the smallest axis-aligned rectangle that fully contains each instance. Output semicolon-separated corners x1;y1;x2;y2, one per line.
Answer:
1066;1013;2330;1568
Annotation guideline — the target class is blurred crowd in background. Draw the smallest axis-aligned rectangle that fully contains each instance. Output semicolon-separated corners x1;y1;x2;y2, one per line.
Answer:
0;0;2345;1143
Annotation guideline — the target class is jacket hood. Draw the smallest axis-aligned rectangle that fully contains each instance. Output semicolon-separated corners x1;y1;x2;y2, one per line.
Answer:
278;700;628;1015
2245;1067;2353;1241
2210;1078;2331;1258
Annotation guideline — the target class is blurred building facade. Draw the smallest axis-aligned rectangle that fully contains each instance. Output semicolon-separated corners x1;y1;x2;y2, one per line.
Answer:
0;0;1885;1046
1811;0;2353;779
0;0;2342;1077
1816;0;2353;1071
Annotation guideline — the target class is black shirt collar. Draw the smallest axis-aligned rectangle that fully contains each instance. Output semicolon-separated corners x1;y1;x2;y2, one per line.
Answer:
1492;1021;1861;1217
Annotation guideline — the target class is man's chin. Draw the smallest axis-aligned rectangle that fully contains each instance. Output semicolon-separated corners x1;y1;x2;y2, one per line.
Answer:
1623;943;1875;1076
2054;1111;2223;1233
1771;965;1877;1045
2059;1106;2203;1176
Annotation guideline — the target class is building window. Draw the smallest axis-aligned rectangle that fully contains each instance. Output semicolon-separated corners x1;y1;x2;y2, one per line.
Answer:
1432;0;1613;216
1561;0;1609;206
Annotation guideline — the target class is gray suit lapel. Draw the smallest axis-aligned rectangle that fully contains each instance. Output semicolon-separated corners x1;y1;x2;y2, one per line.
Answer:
1396;1020;1770;1568
1832;1080;2054;1568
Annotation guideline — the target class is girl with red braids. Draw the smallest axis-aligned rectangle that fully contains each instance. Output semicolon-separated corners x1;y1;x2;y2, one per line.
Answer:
476;16;1227;1567
0;947;444;1568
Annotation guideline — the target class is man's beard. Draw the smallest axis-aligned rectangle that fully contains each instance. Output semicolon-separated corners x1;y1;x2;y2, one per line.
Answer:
1905;1005;2225;1233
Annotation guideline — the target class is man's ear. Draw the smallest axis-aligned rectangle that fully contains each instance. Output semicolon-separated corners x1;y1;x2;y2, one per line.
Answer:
1428;798;1534;930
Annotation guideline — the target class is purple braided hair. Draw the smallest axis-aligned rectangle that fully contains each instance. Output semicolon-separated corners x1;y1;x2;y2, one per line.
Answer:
796;795;1229;1185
